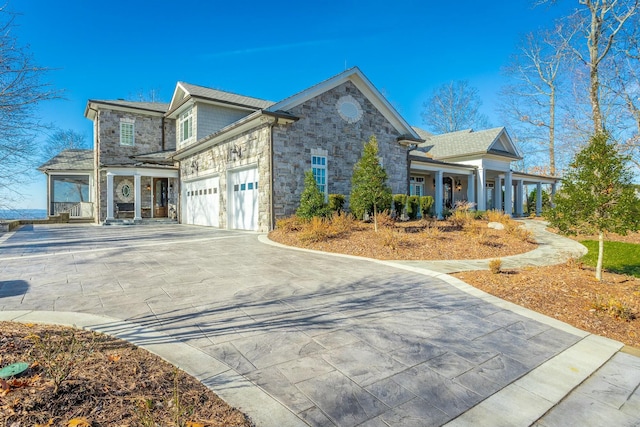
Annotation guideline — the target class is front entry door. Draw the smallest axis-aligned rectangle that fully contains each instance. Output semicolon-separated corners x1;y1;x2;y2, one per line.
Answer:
154;178;168;217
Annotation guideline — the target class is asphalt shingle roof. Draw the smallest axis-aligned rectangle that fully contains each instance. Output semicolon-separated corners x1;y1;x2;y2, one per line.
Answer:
38;149;93;172
179;82;274;109
416;127;514;159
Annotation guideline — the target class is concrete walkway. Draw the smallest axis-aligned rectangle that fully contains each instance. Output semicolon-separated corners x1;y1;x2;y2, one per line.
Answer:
392;220;588;274
0;224;637;427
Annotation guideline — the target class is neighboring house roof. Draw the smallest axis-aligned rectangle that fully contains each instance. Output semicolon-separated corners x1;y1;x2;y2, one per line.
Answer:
416;127;522;160
266;67;422;141
38;149;93;173
167;82;274;115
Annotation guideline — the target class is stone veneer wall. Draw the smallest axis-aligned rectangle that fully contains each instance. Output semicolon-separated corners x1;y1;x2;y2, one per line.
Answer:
94;108;176;221
179;124;271;231
272;81;408;218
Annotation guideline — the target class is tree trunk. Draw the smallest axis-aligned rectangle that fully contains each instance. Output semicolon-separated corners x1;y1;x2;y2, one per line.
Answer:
596;230;604;281
373;203;378;233
549;85;556;175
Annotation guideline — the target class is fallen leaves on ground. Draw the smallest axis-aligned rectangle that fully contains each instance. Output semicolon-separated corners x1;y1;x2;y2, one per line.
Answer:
0;323;253;427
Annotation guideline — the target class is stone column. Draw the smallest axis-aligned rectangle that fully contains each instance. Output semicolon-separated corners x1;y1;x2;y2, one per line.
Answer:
504;171;513;216
476;168;486;210
536;182;543;216
134;174;142;221
515;180;524;216
494;176;502;211
106;172;114;220
466;173;475;208
435;170;444;219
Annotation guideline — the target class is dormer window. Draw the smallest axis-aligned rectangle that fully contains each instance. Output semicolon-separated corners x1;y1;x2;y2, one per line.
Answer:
179;108;193;143
120;119;134;146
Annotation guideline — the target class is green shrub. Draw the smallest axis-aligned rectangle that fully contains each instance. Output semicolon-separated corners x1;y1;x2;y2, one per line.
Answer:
474;210;487;220
407;196;420;220
296;170;329;219
393;194;407;217
419;196;434;218
328;194;346;213
527;188;551;214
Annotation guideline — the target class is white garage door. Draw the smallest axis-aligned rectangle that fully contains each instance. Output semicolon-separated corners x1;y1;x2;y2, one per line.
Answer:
229;167;258;230
183;177;219;227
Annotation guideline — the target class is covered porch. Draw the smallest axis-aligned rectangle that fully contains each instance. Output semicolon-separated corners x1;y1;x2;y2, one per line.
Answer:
409;156;558;218
103;167;179;223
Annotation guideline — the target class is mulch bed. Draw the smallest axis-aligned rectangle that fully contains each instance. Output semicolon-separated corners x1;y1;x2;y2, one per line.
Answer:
453;263;640;349
0;322;253;427
269;219;536;260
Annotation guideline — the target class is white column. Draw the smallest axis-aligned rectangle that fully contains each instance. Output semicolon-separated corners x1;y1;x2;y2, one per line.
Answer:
494;176;502;211
106;172;115;220
551;182;557;208
134;174;142;221
515;180;524;216
536;182;543;216
476;168;486;210
435;170;443;219
466;173;475;208
504;171;513;216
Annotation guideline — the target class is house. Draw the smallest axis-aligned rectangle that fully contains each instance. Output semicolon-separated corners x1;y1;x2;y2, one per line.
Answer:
39;67;557;229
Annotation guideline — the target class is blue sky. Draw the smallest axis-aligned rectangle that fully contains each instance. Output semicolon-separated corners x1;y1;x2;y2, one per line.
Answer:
15;0;573;209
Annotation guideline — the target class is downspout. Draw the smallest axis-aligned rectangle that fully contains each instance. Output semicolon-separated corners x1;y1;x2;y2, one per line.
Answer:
269;117;279;231
161;116;166;151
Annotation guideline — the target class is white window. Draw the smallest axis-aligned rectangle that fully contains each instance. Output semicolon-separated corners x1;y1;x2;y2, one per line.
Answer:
120;120;134;146
410;176;424;196
312;155;327;194
179;108;193;143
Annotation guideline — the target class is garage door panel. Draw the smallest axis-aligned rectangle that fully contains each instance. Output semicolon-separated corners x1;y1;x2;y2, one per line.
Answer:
184;177;219;227
230;167;258;231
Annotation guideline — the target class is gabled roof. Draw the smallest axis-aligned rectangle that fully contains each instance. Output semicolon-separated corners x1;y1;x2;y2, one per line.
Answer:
266;67;421;140
167;82;274;115
416;127;522;160
38;149;94;172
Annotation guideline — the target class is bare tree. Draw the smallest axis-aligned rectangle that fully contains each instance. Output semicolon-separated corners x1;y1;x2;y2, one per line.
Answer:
565;0;638;133
500;26;570;175
421;80;491;134
41;128;90;163
0;5;58;209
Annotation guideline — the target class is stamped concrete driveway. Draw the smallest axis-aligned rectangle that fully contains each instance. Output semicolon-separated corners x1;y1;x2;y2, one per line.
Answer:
0;224;626;426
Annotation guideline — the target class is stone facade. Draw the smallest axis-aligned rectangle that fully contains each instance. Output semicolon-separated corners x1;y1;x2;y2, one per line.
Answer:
179;124;272;231
272;81;409;218
94;108;177;222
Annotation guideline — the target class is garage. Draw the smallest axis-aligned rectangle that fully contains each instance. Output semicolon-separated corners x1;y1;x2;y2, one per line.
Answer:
183;177;219;227
229;167;258;230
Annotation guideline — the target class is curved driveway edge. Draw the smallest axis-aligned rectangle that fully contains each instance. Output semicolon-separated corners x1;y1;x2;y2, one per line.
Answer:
0;310;305;427
1;224;635;427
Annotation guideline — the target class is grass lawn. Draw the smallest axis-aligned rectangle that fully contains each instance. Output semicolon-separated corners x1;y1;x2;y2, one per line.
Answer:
581;240;640;278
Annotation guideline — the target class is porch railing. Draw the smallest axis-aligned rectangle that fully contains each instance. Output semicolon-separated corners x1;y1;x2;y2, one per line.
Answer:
51;202;94;218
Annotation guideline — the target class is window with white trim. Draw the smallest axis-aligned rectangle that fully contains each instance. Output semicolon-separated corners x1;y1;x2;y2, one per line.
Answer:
179;108;193;143
120;120;134;146
312;155;327;194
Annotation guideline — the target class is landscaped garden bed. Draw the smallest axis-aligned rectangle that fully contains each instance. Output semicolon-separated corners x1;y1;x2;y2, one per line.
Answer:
0;323;253;427
269;211;537;261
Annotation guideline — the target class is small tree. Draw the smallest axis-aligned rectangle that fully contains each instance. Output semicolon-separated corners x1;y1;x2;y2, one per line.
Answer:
546;132;640;280
350;135;392;232
296;170;328;219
